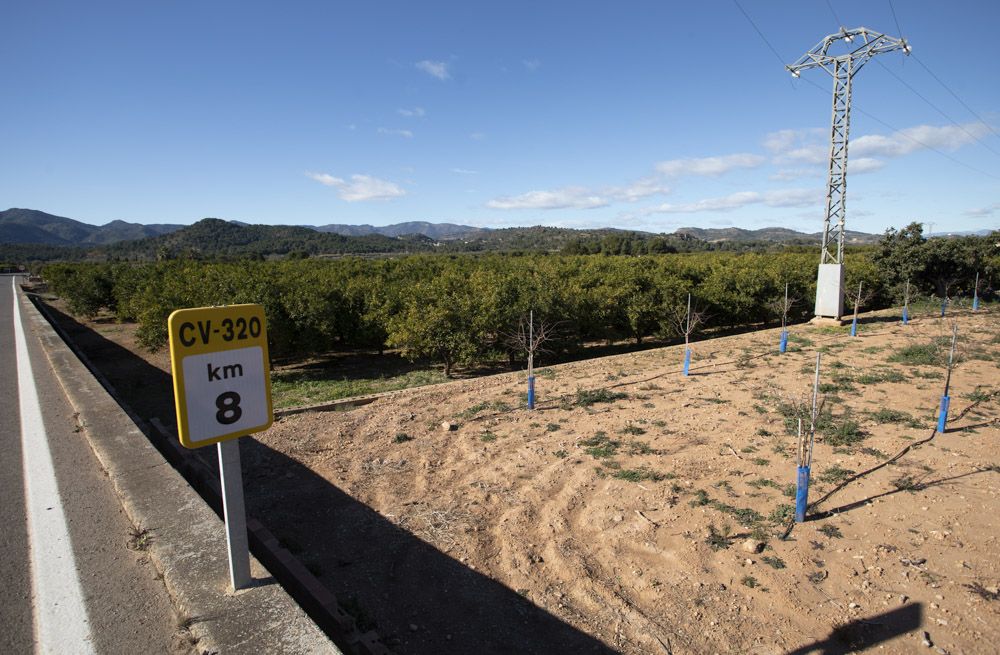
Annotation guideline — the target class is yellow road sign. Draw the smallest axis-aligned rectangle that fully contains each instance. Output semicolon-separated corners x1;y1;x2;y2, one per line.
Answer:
168;304;273;448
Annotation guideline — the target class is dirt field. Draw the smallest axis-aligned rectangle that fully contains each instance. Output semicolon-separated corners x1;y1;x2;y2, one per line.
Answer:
41;297;1000;654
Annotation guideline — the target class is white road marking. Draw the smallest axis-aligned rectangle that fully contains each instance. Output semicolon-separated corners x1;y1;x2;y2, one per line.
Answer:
12;278;96;654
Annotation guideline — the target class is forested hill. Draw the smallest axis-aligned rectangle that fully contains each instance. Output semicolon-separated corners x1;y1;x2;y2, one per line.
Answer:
673;226;879;244
0;208;182;245
2;207;890;264
100;218;433;259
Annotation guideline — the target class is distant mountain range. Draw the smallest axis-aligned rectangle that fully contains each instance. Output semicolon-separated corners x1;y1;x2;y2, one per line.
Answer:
673;226;880;244
312;221;491;240
0;208;183;246
2;207;894;248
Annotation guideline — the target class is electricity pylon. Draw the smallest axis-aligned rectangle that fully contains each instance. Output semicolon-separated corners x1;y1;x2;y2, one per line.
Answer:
787;27;910;319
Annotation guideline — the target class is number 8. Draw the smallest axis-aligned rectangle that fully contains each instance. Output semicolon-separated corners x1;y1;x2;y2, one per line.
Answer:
216;391;242;425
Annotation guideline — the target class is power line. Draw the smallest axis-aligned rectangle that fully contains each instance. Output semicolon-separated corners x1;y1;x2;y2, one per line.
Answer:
824;0;843;28
732;0;787;68
731;0;1000;182
795;75;1000;181
887;0;904;41
884;0;1000;142
911;54;1000;141
872;58;1000;158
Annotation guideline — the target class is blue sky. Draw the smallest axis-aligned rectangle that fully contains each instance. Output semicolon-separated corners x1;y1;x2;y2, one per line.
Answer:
2;0;998;234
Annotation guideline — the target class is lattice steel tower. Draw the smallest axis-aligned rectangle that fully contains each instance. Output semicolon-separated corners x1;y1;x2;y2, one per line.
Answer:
786;27;909;318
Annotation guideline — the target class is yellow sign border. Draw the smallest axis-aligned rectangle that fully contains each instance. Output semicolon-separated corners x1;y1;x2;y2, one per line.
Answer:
168;304;273;448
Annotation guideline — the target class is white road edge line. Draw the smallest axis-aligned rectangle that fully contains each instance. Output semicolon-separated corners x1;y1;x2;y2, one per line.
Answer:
13;277;96;654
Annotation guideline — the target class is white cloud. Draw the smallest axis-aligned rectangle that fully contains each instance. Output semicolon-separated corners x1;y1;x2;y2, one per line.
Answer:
487;187;609;210
852;123;991;158
763;128;825;152
646;188;820;214
397;107;426;118
522;59;541;71
377;127;413;138
416;60;449;80
964;202;1000;218
763;188;822;208
764;128;828;165
781;145;828;165
770;168;819;181
609;177;671;202
451;168;478;175
655;153;765;177
850;157;886;174
306;172;406;202
766;123;991;170
469;131;486;141
487;176;669;211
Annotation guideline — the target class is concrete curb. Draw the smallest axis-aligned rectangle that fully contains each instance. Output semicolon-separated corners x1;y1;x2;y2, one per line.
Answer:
18;285;341;654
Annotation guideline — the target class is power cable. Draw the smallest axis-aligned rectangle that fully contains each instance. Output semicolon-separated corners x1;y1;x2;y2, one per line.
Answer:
887;0;904;43
824;0;843;28
872;58;1000;158
732;0;999;181
911;54;1000;141
732;0;787;68
794;75;1000;181
886;0;999;142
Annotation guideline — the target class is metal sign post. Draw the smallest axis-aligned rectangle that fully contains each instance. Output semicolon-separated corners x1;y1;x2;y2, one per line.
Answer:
218;439;251;590
168;304;273;591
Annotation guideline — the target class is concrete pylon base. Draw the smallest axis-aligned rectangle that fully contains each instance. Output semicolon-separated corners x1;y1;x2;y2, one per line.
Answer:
809;316;848;327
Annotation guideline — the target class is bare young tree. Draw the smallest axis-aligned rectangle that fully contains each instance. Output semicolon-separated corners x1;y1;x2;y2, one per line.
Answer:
664;293;708;375
505;310;560;409
902;278;912;323
766;282;799;352
846;281;875;337
938;322;960;431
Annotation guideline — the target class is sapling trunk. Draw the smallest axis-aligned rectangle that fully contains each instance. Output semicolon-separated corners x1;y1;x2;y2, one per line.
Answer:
850;281;862;337
795;353;821;523
902;279;910;324
683;293;692;376
937;324;958;432
527;310;535;409
779;282;789;353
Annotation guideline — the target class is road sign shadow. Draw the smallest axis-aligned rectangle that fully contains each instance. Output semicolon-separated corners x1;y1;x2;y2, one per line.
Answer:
38;301;619;654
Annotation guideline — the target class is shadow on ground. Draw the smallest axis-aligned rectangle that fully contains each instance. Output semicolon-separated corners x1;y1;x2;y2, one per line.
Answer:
786;603;922;654
41;303;617;654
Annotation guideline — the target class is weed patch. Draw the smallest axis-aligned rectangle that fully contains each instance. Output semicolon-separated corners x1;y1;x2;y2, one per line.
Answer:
856;368;906;384
612;467;665;483
580;432;620;458
768;503;795;524
575;388;628;407
868;408;922;428
690;489;711;507
456;400;513;420
818;524;843;539
818;465;854;484
762;555;786;569
706;523;733;550
888;341;944;366
891;475;925;492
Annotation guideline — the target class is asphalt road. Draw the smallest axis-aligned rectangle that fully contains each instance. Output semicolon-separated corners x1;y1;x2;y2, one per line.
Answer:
0;275;190;654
